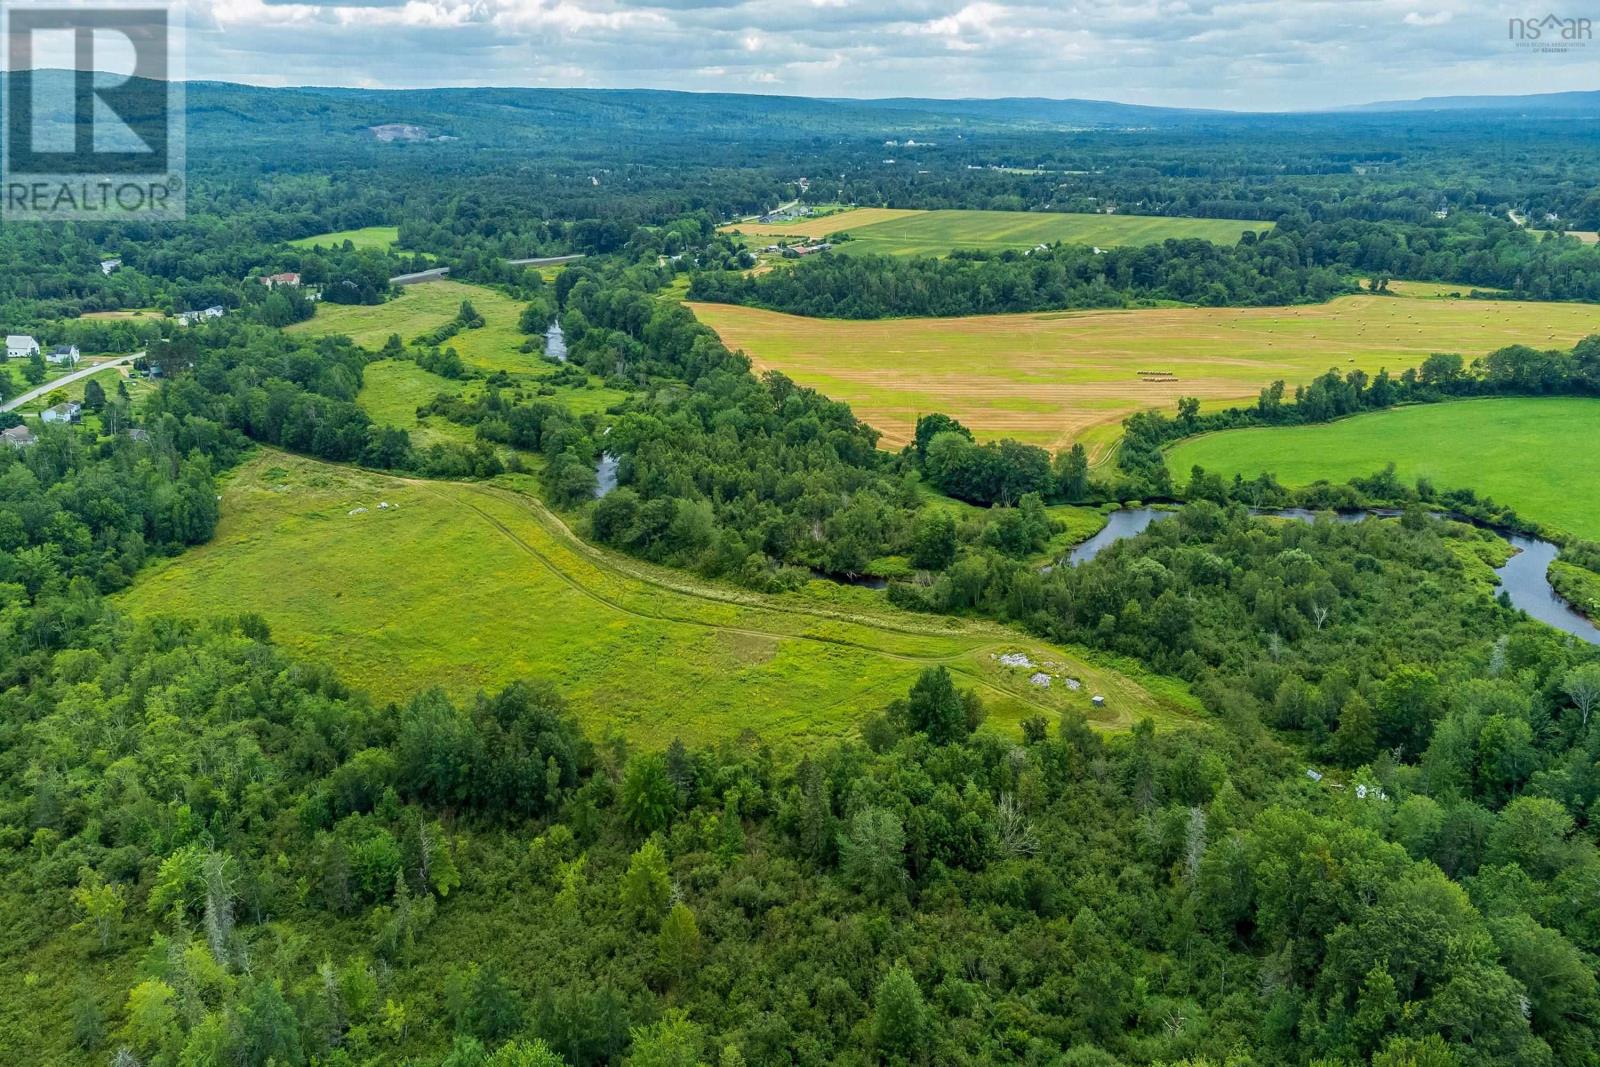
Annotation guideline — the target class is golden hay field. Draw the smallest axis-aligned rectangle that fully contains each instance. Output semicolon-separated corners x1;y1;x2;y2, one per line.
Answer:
690;290;1600;456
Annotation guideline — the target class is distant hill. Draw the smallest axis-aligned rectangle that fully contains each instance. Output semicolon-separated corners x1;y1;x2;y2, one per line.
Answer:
9;71;1598;166
830;96;1229;127
1340;90;1600;114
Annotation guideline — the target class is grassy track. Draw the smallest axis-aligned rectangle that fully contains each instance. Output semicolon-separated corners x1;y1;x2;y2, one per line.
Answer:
690;291;1600;456
288;225;401;250
720;207;1271;255
1168;397;1600;540
115;452;1195;746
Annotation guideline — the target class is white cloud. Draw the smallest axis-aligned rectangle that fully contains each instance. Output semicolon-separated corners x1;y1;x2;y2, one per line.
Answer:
178;0;1593;107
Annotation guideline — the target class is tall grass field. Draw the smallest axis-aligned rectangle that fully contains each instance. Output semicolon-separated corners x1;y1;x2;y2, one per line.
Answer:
116;452;1195;746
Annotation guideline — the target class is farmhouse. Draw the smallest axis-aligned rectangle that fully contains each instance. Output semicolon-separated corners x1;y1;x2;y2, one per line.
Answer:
100;258;122;275
258;271;302;288
6;335;40;360
780;243;832;258
176;306;226;326
41;401;81;424
47;344;79;366
1;425;35;449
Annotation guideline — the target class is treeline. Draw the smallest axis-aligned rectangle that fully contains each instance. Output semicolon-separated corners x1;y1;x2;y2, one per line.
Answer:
691;214;1600;319
141;323;505;479
690;231;1353;317
426;257;924;583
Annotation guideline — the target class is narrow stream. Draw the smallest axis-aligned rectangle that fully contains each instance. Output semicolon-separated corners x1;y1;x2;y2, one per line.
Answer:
1061;507;1600;644
545;319;567;363
594;452;618;498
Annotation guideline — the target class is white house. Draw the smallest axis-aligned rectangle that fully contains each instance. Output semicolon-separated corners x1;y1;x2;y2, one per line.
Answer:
100;258;122;275
6;335;39;360
47;344;79;366
40;401;81;424
176;305;226;327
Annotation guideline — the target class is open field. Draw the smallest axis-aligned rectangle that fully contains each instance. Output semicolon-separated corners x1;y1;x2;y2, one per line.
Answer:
1382;280;1509;299
721;207;1273;256
1529;229;1600;245
721;208;921;241
115;451;1195;746
80;308;162;320
289;279;628;427
690;290;1600;456
1168;397;1600;540
289;225;401;250
289;280;527;363
357;359;477;449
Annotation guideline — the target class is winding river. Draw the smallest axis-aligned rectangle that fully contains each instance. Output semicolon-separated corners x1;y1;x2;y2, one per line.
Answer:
545;319;567;363
1064;507;1600;644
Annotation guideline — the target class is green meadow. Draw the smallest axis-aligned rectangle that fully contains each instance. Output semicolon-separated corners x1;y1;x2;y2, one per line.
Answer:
356;360;477;449
288;279;629;427
288;225;401;250
1168;397;1600;540
723;207;1272;256
116;451;1196;747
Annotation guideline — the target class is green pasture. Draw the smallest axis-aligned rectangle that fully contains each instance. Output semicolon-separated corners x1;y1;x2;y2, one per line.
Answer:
116;452;1196;747
288;225;401;250
1168;397;1600;540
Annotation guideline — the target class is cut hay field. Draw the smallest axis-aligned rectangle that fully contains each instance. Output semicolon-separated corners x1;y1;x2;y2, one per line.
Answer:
721;207;1272;256
689;290;1600;457
115;451;1195;746
723;207;919;241
1168;397;1600;541
288;225;400;250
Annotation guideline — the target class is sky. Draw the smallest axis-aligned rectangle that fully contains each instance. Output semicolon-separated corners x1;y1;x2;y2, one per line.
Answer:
46;0;1600;108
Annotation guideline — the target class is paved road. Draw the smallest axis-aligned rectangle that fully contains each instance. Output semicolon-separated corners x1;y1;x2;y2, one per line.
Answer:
507;254;586;267
2;352;140;413
731;198;800;224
